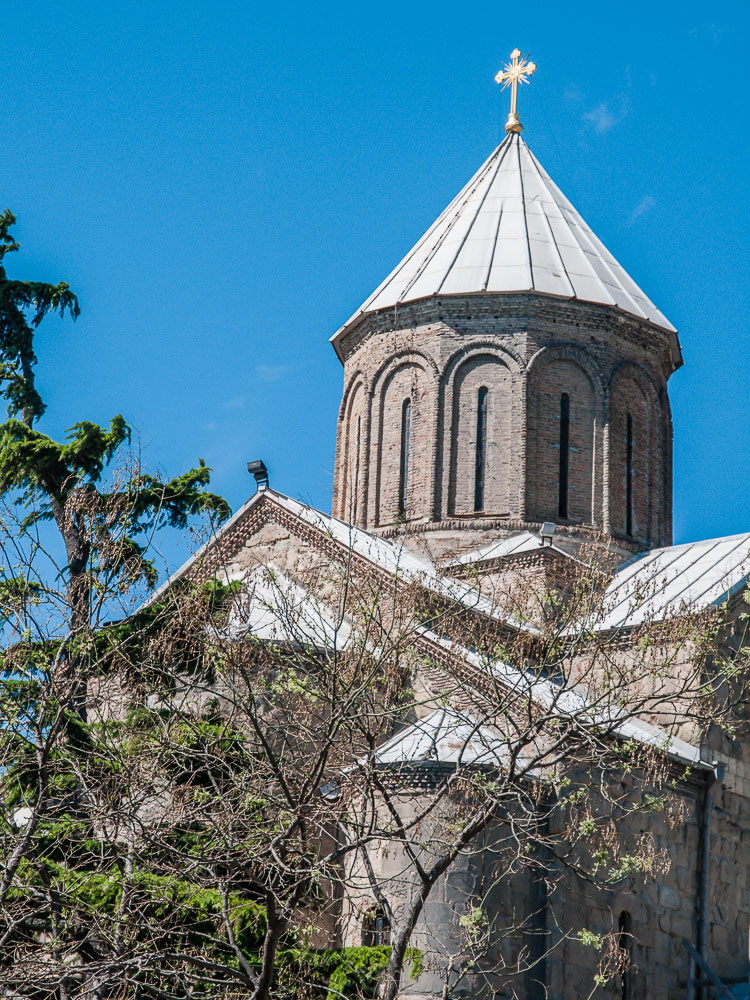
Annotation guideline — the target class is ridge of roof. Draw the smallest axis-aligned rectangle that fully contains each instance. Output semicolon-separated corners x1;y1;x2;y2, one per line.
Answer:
331;133;678;355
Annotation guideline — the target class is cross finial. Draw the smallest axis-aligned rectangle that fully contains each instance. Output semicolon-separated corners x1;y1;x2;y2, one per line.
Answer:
495;48;537;135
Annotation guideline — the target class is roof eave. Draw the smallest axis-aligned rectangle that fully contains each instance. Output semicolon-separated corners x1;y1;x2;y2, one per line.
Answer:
331;291;681;364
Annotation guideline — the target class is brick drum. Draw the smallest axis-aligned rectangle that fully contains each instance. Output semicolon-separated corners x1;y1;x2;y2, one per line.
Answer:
332;293;677;559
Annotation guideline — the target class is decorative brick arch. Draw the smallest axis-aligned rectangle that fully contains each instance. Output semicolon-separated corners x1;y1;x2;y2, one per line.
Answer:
436;349;515;519
338;368;371;422
333;377;367;520
435;344;524;520
526;344;605;528
658;385;674;546
608;361;665;546
608;359;661;405
370;347;440;390
527;343;607;407
439;341;524;383
369;354;438;528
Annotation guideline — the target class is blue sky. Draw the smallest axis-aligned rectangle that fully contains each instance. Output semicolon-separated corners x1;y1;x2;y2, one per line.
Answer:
3;0;749;565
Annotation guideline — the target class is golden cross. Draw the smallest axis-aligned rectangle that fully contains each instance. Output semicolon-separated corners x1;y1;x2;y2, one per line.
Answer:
494;48;537;135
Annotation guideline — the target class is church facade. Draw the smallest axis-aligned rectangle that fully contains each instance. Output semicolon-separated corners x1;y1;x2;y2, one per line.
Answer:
154;56;750;1000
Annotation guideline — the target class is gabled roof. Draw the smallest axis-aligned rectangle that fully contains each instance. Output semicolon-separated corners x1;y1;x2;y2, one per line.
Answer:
332;133;679;356
146;487;535;634
599;531;750;631
148;487;705;771
373;708;509;768
446;529;571;569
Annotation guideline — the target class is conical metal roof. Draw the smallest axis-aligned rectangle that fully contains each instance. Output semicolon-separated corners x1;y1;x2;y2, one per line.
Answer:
332;133;676;348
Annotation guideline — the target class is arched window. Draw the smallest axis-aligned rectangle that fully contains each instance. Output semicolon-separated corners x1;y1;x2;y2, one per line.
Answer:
352;415;361;521
399;399;411;518
474;386;488;512
362;906;390;947
626;413;634;536
617;911;632;1000
558;393;570;519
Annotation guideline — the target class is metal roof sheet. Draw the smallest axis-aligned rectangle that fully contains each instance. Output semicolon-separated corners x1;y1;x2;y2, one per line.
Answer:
222;564;352;650
446;530;571;568
373;708;510;767
599;532;750;631
332;133;676;347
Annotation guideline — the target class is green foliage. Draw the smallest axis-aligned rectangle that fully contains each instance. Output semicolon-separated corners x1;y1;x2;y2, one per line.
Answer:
0;211;229;594
298;945;421;999
7;859;269;952
0;415;130;498
0;209;80;422
459;905;488;944
576;929;603;950
5;847;403;998
316;946;391;999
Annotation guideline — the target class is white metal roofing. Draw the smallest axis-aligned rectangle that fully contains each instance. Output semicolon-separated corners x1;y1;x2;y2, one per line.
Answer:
373;708;509;767
222;564;352;650
446;529;570;568
599;532;750;631
332;133;676;346
371;694;702;772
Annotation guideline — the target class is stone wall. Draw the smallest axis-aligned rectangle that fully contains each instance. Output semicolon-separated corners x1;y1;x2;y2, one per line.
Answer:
347;759;750;1000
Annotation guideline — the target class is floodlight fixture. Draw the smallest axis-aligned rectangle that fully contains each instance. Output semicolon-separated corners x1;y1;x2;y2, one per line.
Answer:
247;459;269;491
539;521;556;545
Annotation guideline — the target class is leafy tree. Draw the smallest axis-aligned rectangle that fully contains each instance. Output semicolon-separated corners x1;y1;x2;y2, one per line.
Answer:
0;209;228;628
0;214;406;1000
0;212;232;993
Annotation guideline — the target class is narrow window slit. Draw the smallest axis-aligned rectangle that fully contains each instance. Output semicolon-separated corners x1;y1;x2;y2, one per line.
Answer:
558;393;570;519
352;415;361;521
474;386;488;512
399;399;411;517
626;413;634;536
618;911;632;1000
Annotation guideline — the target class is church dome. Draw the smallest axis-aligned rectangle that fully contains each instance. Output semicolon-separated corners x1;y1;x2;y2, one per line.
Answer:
332;133;678;359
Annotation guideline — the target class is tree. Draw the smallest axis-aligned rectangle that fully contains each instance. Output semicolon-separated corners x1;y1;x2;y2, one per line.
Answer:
0;212;233;996
0;209;228;629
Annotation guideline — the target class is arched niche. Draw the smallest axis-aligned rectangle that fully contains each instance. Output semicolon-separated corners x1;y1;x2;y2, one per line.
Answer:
528;356;597;525
609;365;658;545
446;354;512;517
373;360;434;526
336;380;366;523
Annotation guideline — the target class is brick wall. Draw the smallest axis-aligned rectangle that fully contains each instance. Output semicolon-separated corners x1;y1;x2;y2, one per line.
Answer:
331;294;677;552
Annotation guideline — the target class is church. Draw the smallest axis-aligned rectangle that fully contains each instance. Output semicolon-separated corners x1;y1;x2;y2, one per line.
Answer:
154;51;750;999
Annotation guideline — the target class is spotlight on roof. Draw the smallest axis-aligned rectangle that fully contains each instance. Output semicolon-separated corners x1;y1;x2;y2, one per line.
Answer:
247;459;269;492
539;521;556;545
